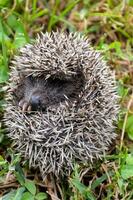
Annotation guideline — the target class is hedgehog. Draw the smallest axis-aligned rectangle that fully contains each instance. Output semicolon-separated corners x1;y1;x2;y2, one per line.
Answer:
4;32;119;179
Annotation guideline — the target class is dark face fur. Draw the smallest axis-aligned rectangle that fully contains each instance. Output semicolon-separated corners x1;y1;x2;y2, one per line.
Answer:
14;74;84;112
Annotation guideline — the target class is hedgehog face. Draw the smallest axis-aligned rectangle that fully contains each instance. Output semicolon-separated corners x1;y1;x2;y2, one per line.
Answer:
15;73;84;112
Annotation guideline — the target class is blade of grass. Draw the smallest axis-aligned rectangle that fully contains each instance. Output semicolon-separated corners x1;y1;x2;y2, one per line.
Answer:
32;0;37;14
0;18;9;82
48;0;80;31
31;9;48;21
48;0;61;31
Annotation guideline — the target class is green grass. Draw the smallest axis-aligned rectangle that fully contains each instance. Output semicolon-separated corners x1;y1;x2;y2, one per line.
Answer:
0;0;133;199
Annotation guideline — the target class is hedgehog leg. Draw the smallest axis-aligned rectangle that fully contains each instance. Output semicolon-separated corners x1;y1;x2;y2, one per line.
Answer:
19;99;32;112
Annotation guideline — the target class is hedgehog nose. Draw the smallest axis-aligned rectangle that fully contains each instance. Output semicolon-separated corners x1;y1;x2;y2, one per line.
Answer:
30;95;41;110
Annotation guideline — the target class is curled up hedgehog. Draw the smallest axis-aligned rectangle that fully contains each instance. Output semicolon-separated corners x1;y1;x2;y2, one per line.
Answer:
4;32;119;179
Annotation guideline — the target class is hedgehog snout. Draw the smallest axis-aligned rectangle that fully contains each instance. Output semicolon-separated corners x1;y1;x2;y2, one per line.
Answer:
18;92;45;112
30;94;42;110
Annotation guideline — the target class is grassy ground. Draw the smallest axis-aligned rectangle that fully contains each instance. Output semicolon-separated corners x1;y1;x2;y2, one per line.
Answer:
0;0;133;199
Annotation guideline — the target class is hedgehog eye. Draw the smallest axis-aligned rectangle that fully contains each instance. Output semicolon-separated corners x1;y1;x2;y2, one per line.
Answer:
26;75;33;82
